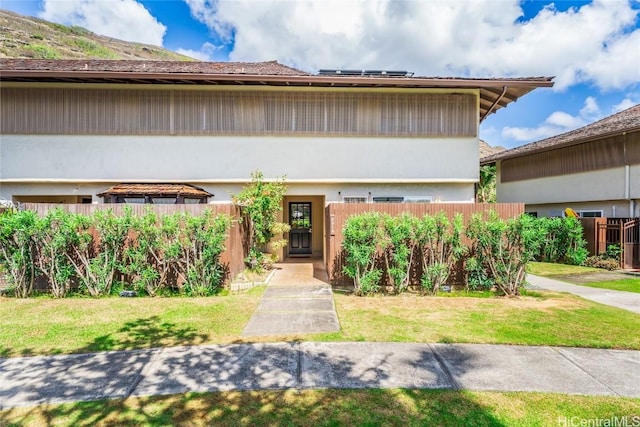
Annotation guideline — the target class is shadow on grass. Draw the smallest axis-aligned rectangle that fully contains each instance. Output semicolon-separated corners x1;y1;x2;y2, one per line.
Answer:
0;342;507;426
81;316;208;353
2;315;208;358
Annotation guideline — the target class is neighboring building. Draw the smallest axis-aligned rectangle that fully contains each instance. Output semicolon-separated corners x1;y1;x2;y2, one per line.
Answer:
0;59;551;257
481;105;640;218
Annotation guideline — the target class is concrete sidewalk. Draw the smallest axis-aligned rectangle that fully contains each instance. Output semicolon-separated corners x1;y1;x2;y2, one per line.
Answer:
1;342;639;409
242;261;340;336
527;274;640;314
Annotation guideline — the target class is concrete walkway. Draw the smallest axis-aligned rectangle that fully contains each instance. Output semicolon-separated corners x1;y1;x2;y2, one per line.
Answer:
527;274;640;314
242;261;340;336
1;342;639;409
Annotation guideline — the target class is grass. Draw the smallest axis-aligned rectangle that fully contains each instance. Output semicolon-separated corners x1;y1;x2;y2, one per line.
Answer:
577;279;640;294
0;287;265;358
528;261;601;277
313;292;640;349
528;261;640;293
73;39;118;59
1;389;638;426
25;43;59;59
2;287;639;357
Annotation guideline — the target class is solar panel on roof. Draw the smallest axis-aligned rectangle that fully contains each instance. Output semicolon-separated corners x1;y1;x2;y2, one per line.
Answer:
317;69;412;77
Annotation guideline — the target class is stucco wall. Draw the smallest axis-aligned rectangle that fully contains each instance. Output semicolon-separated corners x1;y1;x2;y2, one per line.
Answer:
496;164;640;205
0;182;475;204
1;135;478;182
525;201;639;218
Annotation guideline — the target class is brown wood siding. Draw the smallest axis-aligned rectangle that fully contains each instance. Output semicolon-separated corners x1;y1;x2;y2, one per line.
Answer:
325;203;524;285
501;132;640;183
1;87;477;137
20;203;245;284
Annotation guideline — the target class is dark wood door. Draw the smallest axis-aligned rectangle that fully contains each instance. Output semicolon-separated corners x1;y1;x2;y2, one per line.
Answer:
289;202;312;255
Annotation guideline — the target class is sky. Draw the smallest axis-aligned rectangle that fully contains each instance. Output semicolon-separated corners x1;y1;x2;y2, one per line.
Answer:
2;0;639;149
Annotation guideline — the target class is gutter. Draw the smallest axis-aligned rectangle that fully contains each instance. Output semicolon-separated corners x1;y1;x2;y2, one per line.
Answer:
480;85;507;123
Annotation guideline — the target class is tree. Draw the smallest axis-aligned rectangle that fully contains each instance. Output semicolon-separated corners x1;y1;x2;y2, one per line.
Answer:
477;165;497;203
233;170;290;268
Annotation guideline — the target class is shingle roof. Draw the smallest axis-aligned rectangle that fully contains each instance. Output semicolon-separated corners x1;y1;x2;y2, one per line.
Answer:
97;183;212;197
0;59;310;76
481;104;640;164
0;59;554;120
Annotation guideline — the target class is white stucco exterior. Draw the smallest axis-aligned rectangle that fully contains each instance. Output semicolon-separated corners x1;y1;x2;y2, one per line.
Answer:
496;163;640;217
1;135;478;203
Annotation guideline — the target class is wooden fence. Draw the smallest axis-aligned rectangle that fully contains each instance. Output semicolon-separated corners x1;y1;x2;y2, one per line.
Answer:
580;217;640;269
324;203;525;286
19;203;246;285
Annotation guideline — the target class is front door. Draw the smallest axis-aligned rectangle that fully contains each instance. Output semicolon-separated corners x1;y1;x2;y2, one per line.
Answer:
289;202;312;255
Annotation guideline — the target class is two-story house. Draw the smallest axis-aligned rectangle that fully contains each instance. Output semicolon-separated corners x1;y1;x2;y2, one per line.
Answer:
0;59;552;257
481;104;640;219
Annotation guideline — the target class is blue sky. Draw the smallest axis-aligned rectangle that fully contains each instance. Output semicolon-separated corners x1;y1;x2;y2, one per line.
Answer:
3;0;639;149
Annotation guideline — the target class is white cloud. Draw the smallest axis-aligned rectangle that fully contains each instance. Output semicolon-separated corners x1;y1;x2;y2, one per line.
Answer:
176;42;225;61
502;97;602;142
39;0;166;46
580;96;601;119
612;97;639;112
183;0;640;91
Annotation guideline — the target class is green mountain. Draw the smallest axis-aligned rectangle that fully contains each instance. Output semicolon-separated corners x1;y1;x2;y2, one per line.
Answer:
0;9;194;61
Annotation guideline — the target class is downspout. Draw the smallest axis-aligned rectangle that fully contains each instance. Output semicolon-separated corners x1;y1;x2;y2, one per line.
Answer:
623;132;633;217
480;86;508;123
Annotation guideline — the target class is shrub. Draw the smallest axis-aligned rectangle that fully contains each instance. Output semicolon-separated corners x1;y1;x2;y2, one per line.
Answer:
534;217;588;265
467;212;540;296
583;256;619;270
342;212;384;295
0;210;38;297
465;256;493;291
122;210;162;295
342;211;466;295
0;207;232;298
181;211;231;296
33;208;76;298
66;209;132;297
416;212;466;295
382;213;418;294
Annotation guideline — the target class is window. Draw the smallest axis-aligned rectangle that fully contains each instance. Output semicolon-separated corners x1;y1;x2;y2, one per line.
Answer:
373;197;404;203
579;210;603;218
123;197;146;204
151;197;177;204
183;198;202;204
525;212;538;218
343;196;368;203
403;196;433;203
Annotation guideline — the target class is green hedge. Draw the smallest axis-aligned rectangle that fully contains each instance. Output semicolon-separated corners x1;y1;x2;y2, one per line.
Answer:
0;208;231;298
342;212;587;296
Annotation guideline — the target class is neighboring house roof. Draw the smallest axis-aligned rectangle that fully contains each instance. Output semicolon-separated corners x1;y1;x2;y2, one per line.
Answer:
0;59;554;120
481;104;640;165
97;183;212;197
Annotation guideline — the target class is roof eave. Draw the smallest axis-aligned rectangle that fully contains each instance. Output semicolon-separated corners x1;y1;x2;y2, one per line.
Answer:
0;69;554;88
480;125;640;165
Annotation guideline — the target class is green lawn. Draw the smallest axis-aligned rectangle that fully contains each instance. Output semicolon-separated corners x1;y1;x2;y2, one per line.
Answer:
314;292;640;349
528;261;640;294
527;261;601;276
1;389;638;427
0;288;265;358
577;279;640;294
2;287;639;357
